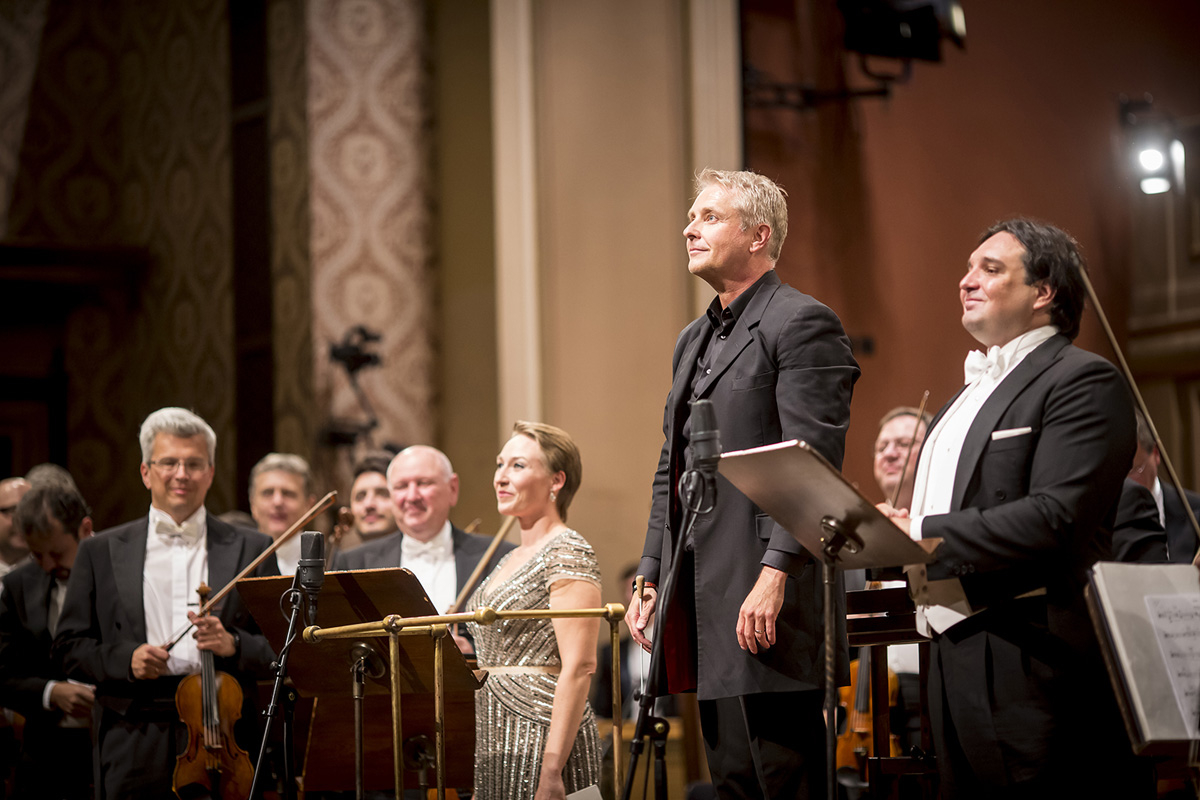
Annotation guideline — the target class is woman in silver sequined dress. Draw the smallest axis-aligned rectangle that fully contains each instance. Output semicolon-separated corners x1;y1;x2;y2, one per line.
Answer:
466;421;603;800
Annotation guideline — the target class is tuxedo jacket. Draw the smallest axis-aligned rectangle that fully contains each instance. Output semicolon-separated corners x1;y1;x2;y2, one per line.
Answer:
1113;478;1167;563
52;514;279;715
331;525;516;596
638;270;859;700
1164;484;1200;563
0;561;74;730
919;335;1135;787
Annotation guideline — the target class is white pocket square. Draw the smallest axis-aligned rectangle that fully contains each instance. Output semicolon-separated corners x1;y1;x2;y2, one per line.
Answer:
991;426;1032;441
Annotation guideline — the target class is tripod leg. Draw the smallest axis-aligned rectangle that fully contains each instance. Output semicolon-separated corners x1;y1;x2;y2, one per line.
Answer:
651;718;671;800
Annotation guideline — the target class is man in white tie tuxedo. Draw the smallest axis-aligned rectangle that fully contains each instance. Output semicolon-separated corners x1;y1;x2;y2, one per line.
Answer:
0;482;94;798
333;445;514;654
248;451;317;575
880;219;1149;799
52;407;279;800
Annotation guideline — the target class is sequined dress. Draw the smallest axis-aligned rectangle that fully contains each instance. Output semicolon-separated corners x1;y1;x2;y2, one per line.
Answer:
466;528;603;798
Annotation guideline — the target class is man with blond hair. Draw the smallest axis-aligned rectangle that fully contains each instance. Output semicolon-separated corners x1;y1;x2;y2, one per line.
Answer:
628;168;859;798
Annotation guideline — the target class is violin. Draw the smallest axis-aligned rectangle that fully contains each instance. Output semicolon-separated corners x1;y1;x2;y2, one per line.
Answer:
173;584;254;800
325;506;356;567
836;646;902;779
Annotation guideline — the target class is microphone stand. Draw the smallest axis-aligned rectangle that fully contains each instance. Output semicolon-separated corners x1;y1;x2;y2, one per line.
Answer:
621;467;714;800
249;578;306;800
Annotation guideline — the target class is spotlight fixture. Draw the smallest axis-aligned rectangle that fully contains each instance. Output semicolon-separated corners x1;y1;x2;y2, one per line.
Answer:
840;0;966;63
1120;93;1185;196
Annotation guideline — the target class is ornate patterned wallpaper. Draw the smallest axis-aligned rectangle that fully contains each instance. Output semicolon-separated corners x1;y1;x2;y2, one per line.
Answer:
9;0;238;524
306;0;436;492
0;0;48;237
5;0;437;521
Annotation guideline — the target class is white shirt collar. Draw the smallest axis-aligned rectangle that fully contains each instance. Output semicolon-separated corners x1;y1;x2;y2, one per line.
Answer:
964;325;1056;386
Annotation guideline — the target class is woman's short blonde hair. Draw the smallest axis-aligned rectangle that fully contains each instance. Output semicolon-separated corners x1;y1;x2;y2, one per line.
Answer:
512;421;583;522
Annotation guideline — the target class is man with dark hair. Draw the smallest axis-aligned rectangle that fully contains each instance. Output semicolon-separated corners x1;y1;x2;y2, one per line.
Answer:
336;452;398;553
53;407;278;799
627;168;859;797
0;483;94;799
882;219;1148;797
1128;406;1200;562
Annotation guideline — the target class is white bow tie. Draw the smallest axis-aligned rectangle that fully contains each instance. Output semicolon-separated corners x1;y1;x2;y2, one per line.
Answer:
963;346;1006;384
155;517;202;545
401;535;450;562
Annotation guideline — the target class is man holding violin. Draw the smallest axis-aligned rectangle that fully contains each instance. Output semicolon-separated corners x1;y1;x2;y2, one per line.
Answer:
53;407;278;800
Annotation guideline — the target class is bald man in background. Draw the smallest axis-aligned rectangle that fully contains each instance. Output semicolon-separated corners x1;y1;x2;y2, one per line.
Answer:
0;478;31;584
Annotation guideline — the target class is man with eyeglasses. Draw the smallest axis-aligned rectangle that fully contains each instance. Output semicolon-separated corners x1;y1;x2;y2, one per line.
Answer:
53;407;279;799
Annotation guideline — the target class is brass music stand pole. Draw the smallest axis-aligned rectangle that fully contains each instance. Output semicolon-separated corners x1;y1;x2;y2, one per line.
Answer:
609;615;623;792
435;626;446;798
390;632;403;798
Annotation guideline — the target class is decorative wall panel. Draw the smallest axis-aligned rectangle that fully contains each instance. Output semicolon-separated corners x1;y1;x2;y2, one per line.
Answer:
0;0;49;236
307;0;435;491
8;0;237;525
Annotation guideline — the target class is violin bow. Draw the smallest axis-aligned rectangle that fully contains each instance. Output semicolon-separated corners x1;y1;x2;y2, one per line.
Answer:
163;490;337;652
889;390;931;509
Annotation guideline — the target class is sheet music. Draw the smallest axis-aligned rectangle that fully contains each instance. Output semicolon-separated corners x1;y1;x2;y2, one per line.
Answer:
1145;594;1200;740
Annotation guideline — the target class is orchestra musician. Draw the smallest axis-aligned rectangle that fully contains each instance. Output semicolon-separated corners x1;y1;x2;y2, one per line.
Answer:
52;407;278;799
248;452;317;575
879;219;1151;799
0;482;94;799
1128;407;1200;563
335;452;399;554
332;445;514;655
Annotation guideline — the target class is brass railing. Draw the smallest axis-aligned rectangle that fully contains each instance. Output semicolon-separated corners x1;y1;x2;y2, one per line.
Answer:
303;603;627;799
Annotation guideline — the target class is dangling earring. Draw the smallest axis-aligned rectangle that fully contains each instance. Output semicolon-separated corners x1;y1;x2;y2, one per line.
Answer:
550;490;557;501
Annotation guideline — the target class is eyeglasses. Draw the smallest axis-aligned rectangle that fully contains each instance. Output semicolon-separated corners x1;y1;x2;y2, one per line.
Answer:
148;458;210;475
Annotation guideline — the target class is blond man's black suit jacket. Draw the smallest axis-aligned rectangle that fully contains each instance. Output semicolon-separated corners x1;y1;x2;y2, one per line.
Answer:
638;270;860;700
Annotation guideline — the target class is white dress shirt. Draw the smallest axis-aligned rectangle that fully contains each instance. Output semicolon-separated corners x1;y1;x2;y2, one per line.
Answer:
275;534;301;577
144;505;208;674
907;325;1057;634
401;521;457;613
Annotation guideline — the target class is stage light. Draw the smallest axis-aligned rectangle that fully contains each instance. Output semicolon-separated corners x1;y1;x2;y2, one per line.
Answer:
1138;148;1165;173
1140;177;1171;195
1120;94;1184;196
840;0;966;62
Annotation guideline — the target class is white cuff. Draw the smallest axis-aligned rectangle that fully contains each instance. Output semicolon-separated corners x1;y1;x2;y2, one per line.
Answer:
42;680;59;711
910;515;925;542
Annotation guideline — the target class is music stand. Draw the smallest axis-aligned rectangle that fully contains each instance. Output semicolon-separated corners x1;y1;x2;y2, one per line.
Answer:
718;440;936;800
238;569;484;797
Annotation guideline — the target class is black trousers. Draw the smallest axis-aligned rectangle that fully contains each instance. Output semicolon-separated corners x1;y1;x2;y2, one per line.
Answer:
699;690;825;799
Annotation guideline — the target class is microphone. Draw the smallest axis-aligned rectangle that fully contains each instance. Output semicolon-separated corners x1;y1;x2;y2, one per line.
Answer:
688;399;722;477
297;531;325;627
